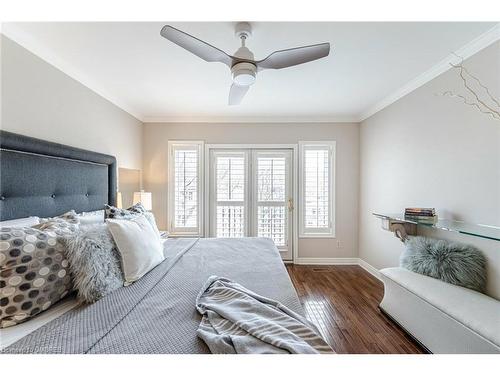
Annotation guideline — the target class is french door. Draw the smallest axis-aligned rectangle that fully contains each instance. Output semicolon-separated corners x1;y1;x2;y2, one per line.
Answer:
208;148;294;260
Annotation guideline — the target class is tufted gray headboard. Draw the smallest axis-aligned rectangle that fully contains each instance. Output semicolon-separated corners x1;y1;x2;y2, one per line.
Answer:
0;131;117;221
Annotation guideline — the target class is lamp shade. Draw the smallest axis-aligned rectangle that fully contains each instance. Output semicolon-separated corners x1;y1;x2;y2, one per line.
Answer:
133;191;152;210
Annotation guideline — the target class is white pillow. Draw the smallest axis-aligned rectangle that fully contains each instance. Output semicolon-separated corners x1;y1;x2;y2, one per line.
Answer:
143;212;161;240
80;209;105;217
78;210;105;226
106;215;164;284
0;216;40;228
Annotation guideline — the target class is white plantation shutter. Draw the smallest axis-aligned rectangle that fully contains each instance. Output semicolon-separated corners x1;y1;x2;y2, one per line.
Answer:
174;149;198;227
299;142;335;237
216;156;245;202
168;141;203;236
257;157;286;202
304;149;329;228
256;155;288;246
214;153;247;238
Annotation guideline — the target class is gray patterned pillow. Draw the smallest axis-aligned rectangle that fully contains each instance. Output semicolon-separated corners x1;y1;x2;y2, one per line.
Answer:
105;203;145;219
0;226;73;328
63;224;124;303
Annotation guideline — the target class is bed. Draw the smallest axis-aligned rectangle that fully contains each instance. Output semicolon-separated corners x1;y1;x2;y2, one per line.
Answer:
0;131;303;353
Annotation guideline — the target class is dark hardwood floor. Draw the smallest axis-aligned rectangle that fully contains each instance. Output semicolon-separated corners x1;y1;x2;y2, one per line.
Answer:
286;264;426;354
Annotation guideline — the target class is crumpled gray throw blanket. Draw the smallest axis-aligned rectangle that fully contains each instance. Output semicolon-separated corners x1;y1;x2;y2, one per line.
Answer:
196;276;333;354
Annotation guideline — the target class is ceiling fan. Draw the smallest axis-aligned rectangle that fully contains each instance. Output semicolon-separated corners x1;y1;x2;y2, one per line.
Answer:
160;22;331;105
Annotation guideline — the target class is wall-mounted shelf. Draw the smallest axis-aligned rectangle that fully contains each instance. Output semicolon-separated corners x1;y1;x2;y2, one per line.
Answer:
373;213;500;242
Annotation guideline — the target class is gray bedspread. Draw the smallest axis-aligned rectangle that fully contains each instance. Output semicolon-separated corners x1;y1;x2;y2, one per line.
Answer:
197;276;332;354
2;238;304;354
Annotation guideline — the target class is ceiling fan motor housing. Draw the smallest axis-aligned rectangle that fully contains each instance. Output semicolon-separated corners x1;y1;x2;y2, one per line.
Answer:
231;62;256;86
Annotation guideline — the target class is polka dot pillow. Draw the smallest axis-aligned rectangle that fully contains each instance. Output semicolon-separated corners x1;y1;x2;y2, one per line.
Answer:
0;225;74;328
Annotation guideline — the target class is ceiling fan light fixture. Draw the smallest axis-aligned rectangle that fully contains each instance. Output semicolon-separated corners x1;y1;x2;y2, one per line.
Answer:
160;23;331;104
231;62;256;86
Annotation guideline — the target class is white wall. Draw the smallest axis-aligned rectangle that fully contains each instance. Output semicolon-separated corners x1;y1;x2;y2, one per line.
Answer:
142;122;360;259
359;41;500;299
1;35;143;170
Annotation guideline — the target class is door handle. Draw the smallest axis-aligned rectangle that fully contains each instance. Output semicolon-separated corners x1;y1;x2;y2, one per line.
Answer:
288;198;294;211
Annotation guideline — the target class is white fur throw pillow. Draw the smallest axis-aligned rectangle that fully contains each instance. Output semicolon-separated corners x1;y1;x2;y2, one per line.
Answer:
63;224;124;303
400;236;487;293
106;215;164;284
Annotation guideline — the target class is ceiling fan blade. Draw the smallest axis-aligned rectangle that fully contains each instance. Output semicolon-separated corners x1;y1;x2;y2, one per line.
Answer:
228;84;250;105
256;43;330;70
160;25;234;67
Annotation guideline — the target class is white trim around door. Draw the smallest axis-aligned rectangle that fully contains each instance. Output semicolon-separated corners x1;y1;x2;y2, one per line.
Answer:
205;144;299;262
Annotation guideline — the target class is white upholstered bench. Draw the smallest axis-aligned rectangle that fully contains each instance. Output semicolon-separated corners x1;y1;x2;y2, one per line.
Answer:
379;267;500;354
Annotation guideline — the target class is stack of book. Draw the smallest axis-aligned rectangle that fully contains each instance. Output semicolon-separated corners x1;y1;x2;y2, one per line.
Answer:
404;208;437;223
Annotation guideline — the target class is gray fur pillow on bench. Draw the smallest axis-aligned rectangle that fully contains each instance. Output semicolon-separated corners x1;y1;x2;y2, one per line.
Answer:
400;236;487;293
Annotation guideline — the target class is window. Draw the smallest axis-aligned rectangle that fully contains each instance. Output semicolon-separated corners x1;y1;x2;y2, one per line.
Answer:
168;141;204;236
207;147;294;260
299;141;335;237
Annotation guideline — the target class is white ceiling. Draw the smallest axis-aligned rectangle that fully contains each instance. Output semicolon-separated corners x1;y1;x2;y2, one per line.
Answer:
3;22;499;122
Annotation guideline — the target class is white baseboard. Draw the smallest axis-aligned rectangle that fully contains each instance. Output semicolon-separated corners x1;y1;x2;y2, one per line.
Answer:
292;257;382;281
293;257;359;265
357;258;382;281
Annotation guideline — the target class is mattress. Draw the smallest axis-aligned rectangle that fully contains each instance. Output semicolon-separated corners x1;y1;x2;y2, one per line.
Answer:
2;237;303;353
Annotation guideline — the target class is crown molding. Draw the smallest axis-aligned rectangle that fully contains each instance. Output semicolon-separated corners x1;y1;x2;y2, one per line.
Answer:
2;24;356;125
358;23;500;122
1;24;144;122
142;115;359;123
3;22;498;125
